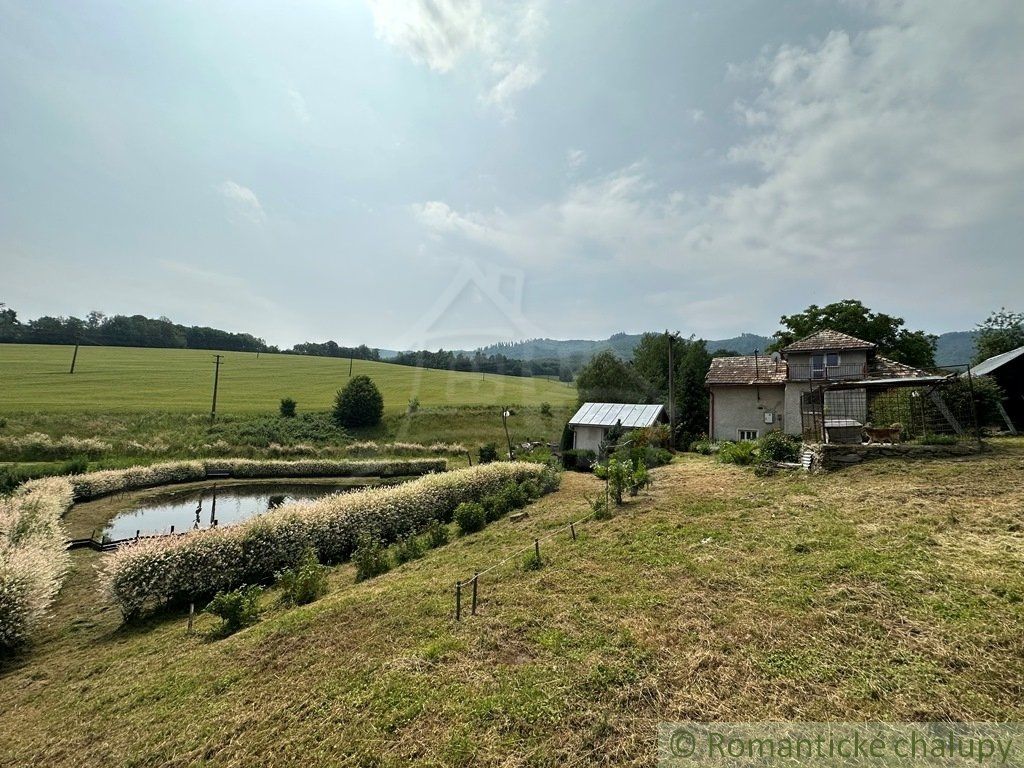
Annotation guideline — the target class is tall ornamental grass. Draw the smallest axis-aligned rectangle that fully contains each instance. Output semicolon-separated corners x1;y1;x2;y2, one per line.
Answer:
68;458;445;502
100;462;556;618
0;477;74;650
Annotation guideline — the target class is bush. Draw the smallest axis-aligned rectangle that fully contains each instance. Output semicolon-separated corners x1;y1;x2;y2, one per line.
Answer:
478;443;499;464
718;441;757;466
594;457;633;505
522;549;543;571
455;502;486;535
333;376;384;428
99;462;553;616
352;534;392;582
0;433;111;462
275;548;328;605
59;456;89;475
424;519;449;549
205;585;262;634
562;449;596;472
689;436;719;455
407;397;420;414
540;402;552;416
757;431;801;463
589;494;612;520
394;535;426;564
279;398;297;418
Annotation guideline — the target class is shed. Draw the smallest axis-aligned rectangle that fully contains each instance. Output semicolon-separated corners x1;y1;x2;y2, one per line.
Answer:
967;345;1024;433
567;402;667;453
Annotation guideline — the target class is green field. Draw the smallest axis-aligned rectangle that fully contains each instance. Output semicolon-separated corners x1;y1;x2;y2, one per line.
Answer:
0;344;576;414
2;443;1023;766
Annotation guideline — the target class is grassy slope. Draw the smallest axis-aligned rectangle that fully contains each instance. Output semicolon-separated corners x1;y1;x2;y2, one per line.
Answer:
2;441;1023;766
0;344;576;414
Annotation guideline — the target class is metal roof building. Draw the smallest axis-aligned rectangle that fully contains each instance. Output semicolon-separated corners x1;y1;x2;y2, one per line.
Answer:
568;402;667;453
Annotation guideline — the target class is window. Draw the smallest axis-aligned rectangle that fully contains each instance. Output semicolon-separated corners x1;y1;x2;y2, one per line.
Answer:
738;429;759;441
811;353;841;378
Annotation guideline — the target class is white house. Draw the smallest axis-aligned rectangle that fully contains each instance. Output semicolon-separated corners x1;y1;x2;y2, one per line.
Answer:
568;402;667;453
705;330;939;443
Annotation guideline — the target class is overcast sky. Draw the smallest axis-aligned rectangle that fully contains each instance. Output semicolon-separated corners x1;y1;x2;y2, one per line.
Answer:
2;1;1022;349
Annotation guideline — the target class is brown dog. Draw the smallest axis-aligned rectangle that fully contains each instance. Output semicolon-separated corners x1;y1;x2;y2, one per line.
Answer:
863;423;902;444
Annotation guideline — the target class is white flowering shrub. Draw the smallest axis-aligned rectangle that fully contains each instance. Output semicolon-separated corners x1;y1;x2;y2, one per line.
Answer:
0;477;74;650
0;433;111;461
100;462;554;617
342;441;468;457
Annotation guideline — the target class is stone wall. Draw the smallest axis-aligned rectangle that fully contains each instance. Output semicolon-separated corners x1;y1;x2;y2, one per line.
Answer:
814;441;985;470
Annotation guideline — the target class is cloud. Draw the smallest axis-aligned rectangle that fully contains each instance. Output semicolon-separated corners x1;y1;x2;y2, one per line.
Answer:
217;180;266;225
366;0;546;115
287;87;311;124
689;108;705;123
565;148;586;170
411;1;1024;282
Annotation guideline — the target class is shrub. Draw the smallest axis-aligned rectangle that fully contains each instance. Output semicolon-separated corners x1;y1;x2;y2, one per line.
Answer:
394;535;426;564
407;397;420;414
718;441;757;466
478;443;499;464
279;398;297;418
628;460;649;497
522;549;543;571
205;585;262;634
916;433;959;446
59;456;89;475
424;519;449;549
540;402;552;416
559;423;574;451
757;431;801;463
333;376;384;428
595;457;633;505
0;433;111;461
500;481;527;510
455;502;486;535
589;494;612;520
100;462;551;616
352;534;391;582
275;548;328;605
562;449;596;472
689;436;719;455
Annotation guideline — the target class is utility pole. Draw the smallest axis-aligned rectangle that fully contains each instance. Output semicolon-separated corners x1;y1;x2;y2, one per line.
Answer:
501;407;514;460
666;330;678;443
349;356;354;377
210;354;224;422
69;342;80;374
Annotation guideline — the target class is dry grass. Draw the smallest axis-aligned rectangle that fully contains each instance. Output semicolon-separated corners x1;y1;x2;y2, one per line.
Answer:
1;439;1023;766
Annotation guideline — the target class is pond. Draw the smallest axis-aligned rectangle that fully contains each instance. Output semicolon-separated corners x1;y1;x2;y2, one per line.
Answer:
101;480;393;541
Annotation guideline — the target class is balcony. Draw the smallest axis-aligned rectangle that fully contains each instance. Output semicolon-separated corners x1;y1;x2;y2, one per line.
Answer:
787;363;868;382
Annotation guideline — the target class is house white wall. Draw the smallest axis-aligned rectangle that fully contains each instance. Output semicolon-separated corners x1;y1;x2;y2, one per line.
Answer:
710;385;786;441
572;425;606;453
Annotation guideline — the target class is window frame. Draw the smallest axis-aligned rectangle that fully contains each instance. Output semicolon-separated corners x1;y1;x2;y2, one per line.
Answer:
738;429;759;441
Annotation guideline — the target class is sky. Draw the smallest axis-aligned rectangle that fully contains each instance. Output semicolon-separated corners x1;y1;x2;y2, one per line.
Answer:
1;0;1022;351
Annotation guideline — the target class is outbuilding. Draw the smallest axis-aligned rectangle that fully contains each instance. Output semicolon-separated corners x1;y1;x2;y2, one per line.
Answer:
567;402;667;453
967;345;1024;433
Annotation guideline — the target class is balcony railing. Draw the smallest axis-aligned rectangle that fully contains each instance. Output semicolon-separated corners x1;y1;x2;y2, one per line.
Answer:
787;363;868;382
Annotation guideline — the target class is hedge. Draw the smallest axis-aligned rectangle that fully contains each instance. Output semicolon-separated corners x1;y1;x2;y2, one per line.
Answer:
0;457;447;648
0;477;73;650
69;458;446;502
100;462;557;618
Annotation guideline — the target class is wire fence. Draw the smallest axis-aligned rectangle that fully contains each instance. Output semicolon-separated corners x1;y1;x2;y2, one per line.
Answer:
452;505;599;620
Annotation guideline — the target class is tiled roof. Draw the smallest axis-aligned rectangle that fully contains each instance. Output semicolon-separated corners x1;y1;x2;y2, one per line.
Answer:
781;329;876;353
705;355;788;385
868;355;933;379
568;402;666;428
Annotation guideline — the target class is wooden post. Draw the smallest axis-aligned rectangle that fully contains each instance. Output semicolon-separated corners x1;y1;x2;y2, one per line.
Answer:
69;343;80;374
170;525;174;535
471;572;478;616
187;602;195;634
210;354;224;422
570;522;576;541
534;538;540;560
135;530;140;540
349;357;354;377
455;581;462;621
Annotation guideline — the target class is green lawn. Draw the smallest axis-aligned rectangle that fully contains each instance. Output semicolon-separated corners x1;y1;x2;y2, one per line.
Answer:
0;344;576;414
2;442;1022;766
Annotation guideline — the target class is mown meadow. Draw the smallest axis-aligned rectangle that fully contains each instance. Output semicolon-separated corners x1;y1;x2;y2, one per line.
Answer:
1;441;1022;766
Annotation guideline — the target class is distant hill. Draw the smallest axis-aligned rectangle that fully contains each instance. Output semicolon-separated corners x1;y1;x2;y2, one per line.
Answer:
477;330;976;367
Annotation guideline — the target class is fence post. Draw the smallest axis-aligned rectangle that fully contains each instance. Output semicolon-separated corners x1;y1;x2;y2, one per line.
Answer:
471;572;479;616
570;522;577;541
535;538;540;561
187;602;195;634
455;581;462;621
170;525;174;535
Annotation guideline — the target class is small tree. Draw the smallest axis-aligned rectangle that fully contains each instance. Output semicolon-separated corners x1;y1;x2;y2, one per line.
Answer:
333;375;383;428
974;309;1024;364
279;397;297;418
595;456;633;505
